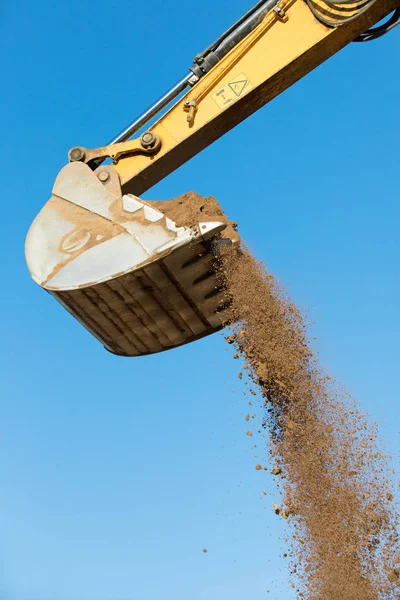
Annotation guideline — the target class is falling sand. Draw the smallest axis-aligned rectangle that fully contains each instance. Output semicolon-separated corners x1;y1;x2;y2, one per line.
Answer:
151;192;400;598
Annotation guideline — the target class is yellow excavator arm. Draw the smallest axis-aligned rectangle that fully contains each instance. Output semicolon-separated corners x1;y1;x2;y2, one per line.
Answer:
69;0;399;196
25;0;399;356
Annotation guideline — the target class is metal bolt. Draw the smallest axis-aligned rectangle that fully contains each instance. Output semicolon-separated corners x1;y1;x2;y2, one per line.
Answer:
142;132;153;143
140;131;157;149
98;171;109;182
68;147;85;162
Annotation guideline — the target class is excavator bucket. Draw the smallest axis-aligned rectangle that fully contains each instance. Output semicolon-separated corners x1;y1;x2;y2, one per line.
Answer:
25;162;234;356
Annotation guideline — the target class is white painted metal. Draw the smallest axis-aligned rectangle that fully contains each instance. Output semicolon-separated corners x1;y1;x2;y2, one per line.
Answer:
25;162;226;291
25;162;233;356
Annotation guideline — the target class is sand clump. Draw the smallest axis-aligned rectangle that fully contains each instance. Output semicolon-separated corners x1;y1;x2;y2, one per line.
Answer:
153;192;400;599
151;193;239;242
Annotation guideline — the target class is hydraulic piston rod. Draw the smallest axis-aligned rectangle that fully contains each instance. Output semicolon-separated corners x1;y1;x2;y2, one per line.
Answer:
109;73;194;144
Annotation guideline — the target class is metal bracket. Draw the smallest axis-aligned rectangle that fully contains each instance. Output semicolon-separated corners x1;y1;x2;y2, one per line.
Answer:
183;100;198;127
68;132;162;166
273;4;288;22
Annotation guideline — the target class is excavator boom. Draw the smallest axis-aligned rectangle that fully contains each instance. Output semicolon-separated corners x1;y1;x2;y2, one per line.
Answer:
25;0;399;356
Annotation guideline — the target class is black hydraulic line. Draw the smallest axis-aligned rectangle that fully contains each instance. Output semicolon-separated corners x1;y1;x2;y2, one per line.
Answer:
214;0;279;57
354;8;400;40
195;0;275;60
305;0;379;27
306;0;400;38
190;0;279;78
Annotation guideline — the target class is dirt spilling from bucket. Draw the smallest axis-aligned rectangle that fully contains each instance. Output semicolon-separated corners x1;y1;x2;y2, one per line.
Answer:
151;192;400;599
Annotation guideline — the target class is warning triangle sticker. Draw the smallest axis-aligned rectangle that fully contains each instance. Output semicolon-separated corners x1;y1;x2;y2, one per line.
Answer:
228;79;248;97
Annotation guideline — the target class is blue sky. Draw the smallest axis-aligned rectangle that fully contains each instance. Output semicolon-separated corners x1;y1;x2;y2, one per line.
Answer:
1;1;399;599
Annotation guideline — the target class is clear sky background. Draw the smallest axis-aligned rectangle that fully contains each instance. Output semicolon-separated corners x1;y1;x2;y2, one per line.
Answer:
1;2;399;599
